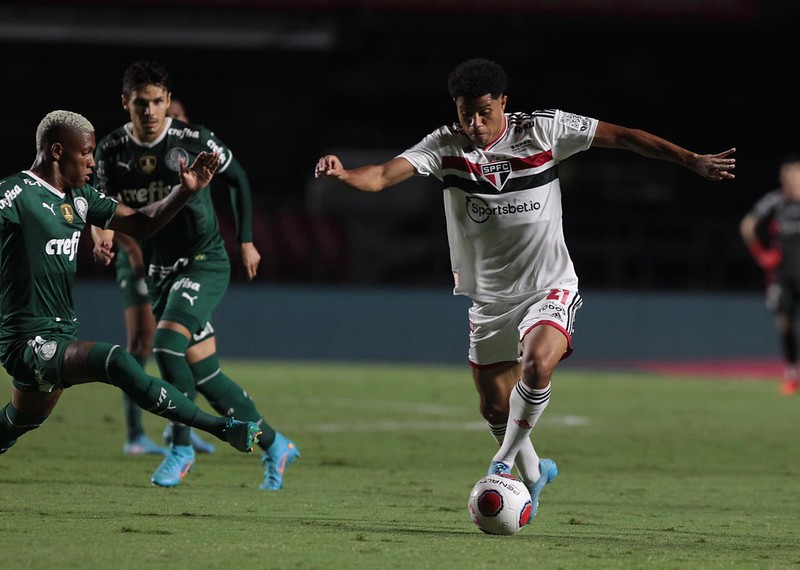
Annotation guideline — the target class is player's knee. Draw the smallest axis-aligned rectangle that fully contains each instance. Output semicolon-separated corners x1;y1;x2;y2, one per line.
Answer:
520;352;557;389
103;346;144;389
86;342;141;386
152;328;189;367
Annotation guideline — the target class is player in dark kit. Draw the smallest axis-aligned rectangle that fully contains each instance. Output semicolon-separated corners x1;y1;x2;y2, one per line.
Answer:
94;96;215;456
741;154;800;395
0;110;261;463
92;61;299;489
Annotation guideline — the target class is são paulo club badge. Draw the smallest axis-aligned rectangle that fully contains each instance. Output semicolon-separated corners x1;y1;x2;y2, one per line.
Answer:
480;161;511;191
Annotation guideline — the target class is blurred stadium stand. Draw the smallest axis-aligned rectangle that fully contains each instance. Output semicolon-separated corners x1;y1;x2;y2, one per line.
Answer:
3;0;799;292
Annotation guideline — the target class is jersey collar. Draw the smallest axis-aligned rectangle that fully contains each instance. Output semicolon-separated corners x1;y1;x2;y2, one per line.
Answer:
124;117;173;148
22;170;68;198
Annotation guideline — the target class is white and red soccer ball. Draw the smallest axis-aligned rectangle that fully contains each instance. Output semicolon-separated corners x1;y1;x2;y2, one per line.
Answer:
468;473;532;535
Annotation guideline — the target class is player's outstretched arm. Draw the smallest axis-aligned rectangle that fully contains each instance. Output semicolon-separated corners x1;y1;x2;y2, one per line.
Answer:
108;151;220;238
591;121;736;181
314;155;416;192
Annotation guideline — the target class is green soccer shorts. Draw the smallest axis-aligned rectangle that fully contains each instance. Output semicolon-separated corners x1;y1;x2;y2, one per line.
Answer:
0;334;74;393
149;257;230;337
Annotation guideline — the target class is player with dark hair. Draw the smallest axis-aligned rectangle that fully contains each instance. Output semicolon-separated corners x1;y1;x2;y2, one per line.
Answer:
0;110;261;461
93;61;299;489
94;95;215;456
740;154;800;395
316;57;735;518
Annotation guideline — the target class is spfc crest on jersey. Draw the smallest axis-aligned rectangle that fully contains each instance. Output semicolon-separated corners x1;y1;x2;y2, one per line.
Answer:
166;147;190;172
60;204;74;223
480;161;511;191
139;155;157;174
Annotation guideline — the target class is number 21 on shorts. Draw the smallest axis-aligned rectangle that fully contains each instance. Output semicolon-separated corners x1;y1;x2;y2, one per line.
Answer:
546;289;570;304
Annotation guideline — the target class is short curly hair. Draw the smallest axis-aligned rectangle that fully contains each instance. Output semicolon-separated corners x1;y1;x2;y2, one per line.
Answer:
122;60;172;96
36;110;94;152
447;58;507;99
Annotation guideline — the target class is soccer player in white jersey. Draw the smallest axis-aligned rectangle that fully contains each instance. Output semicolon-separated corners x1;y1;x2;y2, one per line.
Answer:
315;58;736;519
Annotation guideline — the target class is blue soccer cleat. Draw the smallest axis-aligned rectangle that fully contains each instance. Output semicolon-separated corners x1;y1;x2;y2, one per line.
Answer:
151;444;195;487
224;418;262;453
487;460;512;476
124;434;167;456
527;458;559;518
259;432;300;491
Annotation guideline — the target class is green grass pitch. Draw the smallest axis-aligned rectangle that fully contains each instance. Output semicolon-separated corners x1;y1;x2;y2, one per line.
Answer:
1;360;799;569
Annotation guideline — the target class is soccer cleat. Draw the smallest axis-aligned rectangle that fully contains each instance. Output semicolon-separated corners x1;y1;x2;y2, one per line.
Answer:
224;418;262;453
259;432;300;491
151;444;195;487
780;379;800;396
124;434;167;456
162;425;216;454
487;460;512;476
527;458;559;519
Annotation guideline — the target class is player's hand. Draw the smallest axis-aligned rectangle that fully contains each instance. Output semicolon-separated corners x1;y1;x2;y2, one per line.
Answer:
314;155;347;181
748;242;781;271
757;249;782;271
179;151;221;193
92;239;115;266
238;242;261;281
691;148;736;181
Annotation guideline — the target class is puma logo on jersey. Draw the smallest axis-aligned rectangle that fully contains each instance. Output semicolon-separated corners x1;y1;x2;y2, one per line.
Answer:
117;160;133;171
182;292;198;306
42;202;56;215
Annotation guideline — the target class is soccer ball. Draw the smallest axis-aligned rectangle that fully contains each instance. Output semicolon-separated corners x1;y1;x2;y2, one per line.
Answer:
468;473;532;535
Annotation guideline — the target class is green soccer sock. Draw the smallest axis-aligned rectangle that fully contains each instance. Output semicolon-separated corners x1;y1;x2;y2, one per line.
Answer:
123;355;147;441
152;329;195;446
87;342;227;440
0;403;48;452
192;354;276;450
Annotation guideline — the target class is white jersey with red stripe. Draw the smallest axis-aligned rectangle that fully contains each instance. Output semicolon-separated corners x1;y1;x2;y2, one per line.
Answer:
399;109;598;303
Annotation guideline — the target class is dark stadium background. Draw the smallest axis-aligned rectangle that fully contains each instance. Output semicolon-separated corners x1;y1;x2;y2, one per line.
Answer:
1;0;797;294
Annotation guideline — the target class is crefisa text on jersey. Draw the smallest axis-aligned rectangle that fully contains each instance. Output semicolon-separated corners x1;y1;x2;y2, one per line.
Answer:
45;230;81;261
166;126;200;139
0;185;23;209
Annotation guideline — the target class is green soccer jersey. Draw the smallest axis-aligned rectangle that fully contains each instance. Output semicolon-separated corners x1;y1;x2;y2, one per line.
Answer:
94;118;253;275
0;171;117;343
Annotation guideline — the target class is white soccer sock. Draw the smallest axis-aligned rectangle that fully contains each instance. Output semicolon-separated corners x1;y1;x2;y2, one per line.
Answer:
489;421;540;483
491;380;550;482
489;422;506;446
